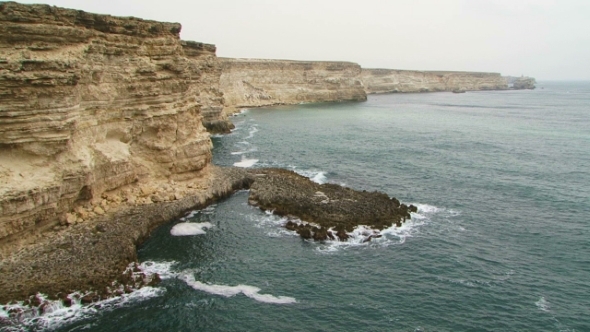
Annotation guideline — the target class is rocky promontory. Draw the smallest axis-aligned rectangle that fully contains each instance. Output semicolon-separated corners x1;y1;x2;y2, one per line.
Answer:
248;168;415;241
219;58;367;109
512;76;536;90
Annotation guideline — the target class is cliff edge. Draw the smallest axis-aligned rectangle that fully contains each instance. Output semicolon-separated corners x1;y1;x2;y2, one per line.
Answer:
360;69;508;93
219;58;367;109
0;2;230;246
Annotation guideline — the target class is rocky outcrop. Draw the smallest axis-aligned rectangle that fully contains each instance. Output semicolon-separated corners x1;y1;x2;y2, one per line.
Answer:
181;41;234;133
0;2;222;244
360;69;508;94
0;166;253;303
248;168;416;241
512;76;536;90
219;58;367;109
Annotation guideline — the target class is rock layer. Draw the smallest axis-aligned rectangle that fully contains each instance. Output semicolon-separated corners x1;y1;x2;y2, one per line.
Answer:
0;166;253;303
219;58;367;109
0;2;226;244
360;69;508;94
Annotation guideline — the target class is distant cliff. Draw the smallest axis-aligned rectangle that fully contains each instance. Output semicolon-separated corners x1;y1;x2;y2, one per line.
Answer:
219;58;367;109
360;69;508;94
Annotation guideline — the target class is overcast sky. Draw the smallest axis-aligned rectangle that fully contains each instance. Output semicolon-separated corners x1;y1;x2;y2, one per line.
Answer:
13;0;590;80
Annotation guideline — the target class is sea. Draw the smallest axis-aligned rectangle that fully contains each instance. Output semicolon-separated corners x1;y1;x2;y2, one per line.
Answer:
2;81;589;331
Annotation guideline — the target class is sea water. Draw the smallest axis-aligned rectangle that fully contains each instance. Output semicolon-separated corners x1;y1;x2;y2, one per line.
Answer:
6;81;589;331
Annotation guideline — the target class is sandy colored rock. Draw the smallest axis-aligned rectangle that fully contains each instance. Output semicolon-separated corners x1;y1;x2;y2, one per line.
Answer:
360;69;509;94
0;2;235;245
219;58;367;108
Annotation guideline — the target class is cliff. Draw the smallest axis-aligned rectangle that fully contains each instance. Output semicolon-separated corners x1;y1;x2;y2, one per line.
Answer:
181;41;234;133
512;76;536;90
219;58;367;109
360;69;508;94
0;2;227;245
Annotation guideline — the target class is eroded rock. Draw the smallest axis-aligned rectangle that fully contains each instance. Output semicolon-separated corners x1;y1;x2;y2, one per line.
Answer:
248;168;413;241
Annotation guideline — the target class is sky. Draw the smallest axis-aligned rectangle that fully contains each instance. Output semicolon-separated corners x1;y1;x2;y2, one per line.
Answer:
12;0;590;80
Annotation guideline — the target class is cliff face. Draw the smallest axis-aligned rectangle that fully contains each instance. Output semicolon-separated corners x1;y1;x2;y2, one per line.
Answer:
219;58;367;109
181;41;234;133
0;2;219;242
512;76;536;90
360;69;508;94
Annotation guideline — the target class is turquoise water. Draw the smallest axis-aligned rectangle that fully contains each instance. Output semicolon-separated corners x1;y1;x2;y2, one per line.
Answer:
32;82;590;331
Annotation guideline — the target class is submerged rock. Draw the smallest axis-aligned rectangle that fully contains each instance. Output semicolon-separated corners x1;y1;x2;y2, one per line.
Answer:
248;168;412;241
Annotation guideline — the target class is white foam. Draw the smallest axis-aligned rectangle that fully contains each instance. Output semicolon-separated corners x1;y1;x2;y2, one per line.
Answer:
234;158;259;168
230;108;250;116
181;274;296;304
292;168;328;184
0;287;164;331
230;147;258;155
245;126;258;139
170;222;213;236
139;261;178;279
535;296;550;312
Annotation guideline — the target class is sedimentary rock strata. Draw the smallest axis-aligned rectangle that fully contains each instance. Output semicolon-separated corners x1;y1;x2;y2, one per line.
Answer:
0;2;234;244
0;166;253;303
248;168;416;241
360;69;508;94
219;58;367;109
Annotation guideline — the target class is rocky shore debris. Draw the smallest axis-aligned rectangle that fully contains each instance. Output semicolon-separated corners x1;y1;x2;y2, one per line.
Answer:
0;167;254;304
248;168;417;241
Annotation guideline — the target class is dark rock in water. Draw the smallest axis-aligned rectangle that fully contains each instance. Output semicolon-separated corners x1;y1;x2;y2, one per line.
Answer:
285;220;297;231
409;204;418;213
452;88;466;93
512;77;536;90
248;169;409;241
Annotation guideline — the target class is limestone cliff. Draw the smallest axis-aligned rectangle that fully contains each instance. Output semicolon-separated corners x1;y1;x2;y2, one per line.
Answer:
181;41;234;133
219;58;367;109
0;2;223;243
360;69;508;94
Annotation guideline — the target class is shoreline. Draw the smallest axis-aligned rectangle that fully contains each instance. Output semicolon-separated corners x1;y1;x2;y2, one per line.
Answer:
0;166;253;304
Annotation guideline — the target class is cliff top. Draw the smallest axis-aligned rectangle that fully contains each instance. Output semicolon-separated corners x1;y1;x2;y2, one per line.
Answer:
219;57;361;66
0;1;182;38
363;68;502;76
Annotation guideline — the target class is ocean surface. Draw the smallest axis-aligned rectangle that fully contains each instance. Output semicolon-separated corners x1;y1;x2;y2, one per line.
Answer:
4;81;590;331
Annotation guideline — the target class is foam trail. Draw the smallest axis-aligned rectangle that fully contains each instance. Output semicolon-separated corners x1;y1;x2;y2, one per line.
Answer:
230;147;258;155
535;297;550;312
234;158;258;168
181;275;296;304
170;222;213;236
245;126;259;139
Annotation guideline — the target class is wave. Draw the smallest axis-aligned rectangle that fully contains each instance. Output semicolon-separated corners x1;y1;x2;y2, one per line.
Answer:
230;108;250;116
535;296;550;312
244;126;258;140
170;222;213;236
0;263;166;332
230;147;258;155
233;158;259;168
180;274;296;304
242;202;455;253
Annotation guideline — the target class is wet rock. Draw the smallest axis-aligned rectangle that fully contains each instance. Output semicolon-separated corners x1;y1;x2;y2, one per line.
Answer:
248;168;410;241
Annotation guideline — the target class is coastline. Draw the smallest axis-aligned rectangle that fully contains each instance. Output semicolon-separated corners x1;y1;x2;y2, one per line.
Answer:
0;1;533;309
0;166;253;304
